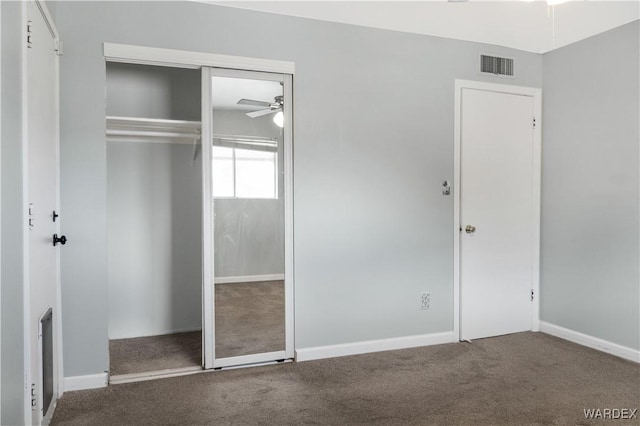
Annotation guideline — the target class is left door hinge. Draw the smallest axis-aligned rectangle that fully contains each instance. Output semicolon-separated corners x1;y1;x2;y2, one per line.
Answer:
531;289;534;301
26;20;33;48
31;383;37;410
532;117;537;129
29;203;34;230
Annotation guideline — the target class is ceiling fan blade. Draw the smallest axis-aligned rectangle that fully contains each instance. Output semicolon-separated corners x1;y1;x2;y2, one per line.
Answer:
246;108;277;118
237;98;271;107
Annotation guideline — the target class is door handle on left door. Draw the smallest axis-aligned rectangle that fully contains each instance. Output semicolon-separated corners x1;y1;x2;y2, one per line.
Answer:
53;234;67;246
465;225;476;234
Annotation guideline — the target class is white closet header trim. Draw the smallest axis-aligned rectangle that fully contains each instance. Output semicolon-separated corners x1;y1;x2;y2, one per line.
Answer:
104;43;295;74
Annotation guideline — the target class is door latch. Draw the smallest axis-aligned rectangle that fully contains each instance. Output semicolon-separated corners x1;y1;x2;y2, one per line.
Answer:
442;180;451;196
53;234;67;247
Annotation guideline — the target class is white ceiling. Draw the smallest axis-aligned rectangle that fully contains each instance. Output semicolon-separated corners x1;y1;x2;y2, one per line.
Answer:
206;1;639;54
212;76;282;110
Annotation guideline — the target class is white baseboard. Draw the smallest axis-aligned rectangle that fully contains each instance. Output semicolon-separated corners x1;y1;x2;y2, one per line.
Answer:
215;274;284;284
539;321;640;363
295;331;456;362
64;372;108;392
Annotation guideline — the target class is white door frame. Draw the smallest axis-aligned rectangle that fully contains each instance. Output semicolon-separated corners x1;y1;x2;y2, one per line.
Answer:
453;79;541;341
104;43;295;371
201;68;214;369
0;2;3;421
22;0;63;423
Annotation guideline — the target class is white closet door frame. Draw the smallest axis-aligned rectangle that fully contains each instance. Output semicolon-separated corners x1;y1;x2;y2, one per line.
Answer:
201;68;214;369
104;44;295;371
453;79;541;341
204;67;294;369
104;43;295;74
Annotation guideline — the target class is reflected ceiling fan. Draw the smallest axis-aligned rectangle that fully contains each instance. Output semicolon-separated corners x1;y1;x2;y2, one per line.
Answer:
237;95;284;118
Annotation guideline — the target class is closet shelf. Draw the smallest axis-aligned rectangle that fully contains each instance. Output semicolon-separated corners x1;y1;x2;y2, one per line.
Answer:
106;116;279;148
106;116;201;144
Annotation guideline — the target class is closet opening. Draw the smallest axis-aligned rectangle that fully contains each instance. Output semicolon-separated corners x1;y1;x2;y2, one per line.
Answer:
103;44;295;379
105;63;204;381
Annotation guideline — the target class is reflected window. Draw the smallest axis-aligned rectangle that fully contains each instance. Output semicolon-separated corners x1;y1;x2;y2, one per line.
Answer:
212;146;277;199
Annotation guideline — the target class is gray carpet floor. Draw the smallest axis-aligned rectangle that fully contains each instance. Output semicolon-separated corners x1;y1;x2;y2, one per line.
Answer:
215;280;285;358
54;332;639;425
109;281;285;375
109;332;202;376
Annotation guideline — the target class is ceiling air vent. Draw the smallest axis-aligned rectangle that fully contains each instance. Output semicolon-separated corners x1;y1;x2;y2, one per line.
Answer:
480;54;514;77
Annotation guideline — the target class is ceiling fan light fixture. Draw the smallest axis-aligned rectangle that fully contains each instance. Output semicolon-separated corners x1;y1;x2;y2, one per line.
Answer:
273;111;284;128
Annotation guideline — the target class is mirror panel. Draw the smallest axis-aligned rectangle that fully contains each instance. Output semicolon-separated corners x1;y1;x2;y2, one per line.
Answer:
211;76;286;359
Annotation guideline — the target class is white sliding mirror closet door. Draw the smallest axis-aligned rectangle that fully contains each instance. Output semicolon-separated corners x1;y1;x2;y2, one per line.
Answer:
211;73;286;362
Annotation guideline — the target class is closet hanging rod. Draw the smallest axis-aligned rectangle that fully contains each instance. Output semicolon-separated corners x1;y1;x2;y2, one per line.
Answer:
106;131;276;145
106;116;201;127
107;129;201;139
213;135;277;144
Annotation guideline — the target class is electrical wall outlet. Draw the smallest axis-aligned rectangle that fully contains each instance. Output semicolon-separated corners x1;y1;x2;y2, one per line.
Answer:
420;292;431;310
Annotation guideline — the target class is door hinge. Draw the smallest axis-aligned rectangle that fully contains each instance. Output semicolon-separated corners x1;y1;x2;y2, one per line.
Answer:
31;383;37;410
532;117;537;129
531;289;534;301
29;203;34;230
27;20;33;48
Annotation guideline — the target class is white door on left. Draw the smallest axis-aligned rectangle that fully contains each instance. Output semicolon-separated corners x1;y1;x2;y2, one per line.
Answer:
26;1;61;423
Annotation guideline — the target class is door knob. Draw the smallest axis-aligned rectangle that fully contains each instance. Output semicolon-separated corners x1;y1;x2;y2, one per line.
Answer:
53;234;67;246
465;225;476;234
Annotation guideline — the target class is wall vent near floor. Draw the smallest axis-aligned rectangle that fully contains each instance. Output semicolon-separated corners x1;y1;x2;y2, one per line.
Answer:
40;308;54;416
480;54;514;77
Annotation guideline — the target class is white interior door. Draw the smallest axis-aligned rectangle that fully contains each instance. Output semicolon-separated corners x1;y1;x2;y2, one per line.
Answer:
459;85;539;341
26;1;61;423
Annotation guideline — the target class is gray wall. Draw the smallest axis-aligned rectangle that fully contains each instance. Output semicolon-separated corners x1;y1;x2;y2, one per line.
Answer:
106;62;201;121
55;0;542;377
1;2;26;423
541;21;640;350
212;110;284;278
107;142;202;339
